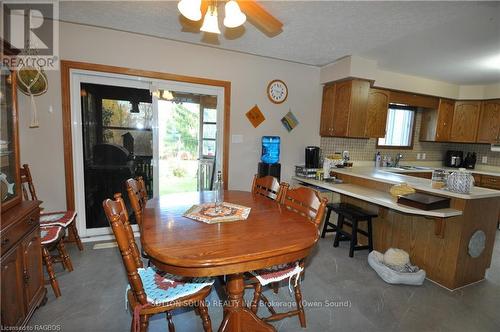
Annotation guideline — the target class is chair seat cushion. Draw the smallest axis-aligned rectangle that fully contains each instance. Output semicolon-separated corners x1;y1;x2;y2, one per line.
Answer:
40;225;63;245
251;262;304;286
135;267;214;306
40;211;76;227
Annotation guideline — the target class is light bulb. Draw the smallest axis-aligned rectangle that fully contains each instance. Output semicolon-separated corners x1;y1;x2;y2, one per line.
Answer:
178;0;202;21
224;0;246;28
162;90;174;100
201;6;221;34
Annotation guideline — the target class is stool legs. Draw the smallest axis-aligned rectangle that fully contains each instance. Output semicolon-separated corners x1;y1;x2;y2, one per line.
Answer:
321;208;333;238
349;219;358;258
333;215;345;247
367;218;373;252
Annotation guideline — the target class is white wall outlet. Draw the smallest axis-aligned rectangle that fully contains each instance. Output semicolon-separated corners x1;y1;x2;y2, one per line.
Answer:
416;153;421;160
231;134;243;144
482;156;488;164
422;153;426;160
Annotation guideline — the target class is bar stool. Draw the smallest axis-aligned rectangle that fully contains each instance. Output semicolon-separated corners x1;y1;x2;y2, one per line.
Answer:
331;203;377;257
320;203;339;238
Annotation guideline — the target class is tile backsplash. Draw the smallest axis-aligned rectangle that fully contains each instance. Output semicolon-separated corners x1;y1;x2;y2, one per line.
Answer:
320;112;500;167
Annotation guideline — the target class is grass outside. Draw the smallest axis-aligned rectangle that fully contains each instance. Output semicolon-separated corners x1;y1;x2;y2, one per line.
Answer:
159;159;198;195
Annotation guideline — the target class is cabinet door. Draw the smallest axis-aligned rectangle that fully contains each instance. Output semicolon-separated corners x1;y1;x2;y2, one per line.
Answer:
22;228;44;310
1;247;25;326
320;85;335;136
331;81;351;137
450;101;481;142
365;88;389;138
476;100;500;143
348;80;370;137
435;99;455;141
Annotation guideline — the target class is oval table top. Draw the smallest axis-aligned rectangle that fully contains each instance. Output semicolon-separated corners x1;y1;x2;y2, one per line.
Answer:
141;190;319;277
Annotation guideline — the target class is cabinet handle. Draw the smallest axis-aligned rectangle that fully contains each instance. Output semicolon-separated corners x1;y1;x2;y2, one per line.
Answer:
1;237;9;246
23;270;30;284
26;217;37;226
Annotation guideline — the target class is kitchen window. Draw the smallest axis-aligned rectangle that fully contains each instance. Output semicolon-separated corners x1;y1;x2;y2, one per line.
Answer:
377;105;416;149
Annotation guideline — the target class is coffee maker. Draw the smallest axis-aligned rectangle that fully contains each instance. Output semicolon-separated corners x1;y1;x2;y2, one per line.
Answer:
305;146;320;168
444;150;463;168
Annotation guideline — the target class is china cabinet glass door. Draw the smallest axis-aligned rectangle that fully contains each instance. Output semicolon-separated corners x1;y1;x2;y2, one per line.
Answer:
0;65;21;210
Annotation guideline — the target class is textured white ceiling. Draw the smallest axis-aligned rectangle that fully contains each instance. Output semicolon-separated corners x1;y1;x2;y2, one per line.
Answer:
59;1;500;84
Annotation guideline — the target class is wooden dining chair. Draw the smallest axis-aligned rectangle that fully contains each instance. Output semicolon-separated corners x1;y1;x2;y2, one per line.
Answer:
251;175;282;201
40;224;73;297
126;178;146;227
20;164;83;251
279;183;328;228
136;176;149;206
103;193;214;332
248;184;327;328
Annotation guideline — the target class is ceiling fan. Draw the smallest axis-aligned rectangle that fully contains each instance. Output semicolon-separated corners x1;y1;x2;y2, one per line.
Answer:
177;0;283;36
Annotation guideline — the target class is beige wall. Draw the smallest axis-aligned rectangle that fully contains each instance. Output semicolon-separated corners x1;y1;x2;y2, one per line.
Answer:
18;22;322;211
320;55;500;100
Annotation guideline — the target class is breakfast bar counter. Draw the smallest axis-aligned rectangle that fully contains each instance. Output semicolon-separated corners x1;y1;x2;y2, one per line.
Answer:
293;167;500;290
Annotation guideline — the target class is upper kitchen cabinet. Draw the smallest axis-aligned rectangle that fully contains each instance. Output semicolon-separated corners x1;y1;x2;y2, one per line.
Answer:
319;85;335;136
364;88;390;138
450;100;481;143
420;98;455;142
320;79;371;138
476;99;500;143
389;90;439;109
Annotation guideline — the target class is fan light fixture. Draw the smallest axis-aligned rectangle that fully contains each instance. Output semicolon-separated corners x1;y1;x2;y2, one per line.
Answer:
224;0;246;28
178;0;246;34
177;0;202;21
200;5;221;34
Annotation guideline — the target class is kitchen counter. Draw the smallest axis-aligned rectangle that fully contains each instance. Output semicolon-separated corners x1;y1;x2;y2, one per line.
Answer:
293;177;462;218
321;166;500;199
386;165;500;177
293;166;500;290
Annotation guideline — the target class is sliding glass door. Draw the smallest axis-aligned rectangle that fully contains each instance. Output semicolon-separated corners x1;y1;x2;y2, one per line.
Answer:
70;71;224;237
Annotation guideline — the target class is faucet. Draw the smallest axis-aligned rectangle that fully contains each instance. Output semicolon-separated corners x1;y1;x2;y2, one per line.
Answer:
395;153;403;167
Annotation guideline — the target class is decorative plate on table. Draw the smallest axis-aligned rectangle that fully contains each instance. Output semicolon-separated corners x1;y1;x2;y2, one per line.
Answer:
184;202;251;224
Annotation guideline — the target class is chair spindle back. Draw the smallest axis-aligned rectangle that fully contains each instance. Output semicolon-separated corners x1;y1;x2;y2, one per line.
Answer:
251;175;282;201
126;178;145;226
136;176;148;206
20;164;38;201
103;194;147;305
279;183;328;227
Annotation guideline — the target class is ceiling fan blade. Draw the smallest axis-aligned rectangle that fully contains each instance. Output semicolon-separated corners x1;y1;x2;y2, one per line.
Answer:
237;0;283;36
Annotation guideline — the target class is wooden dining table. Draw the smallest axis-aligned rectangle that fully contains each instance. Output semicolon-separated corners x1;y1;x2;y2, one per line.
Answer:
141;190;319;332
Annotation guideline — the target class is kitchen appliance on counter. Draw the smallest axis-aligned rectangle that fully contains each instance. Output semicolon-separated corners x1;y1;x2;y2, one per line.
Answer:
305;146;320;168
462;152;477;169
295;165;321;178
444;150;463;168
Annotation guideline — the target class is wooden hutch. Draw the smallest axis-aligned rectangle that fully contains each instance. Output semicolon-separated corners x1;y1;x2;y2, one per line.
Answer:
1;46;46;327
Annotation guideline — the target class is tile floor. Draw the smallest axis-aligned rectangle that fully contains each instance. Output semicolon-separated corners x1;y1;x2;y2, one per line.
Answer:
30;231;500;332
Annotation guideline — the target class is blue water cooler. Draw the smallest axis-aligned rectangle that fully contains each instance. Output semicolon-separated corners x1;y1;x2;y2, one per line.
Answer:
258;136;281;181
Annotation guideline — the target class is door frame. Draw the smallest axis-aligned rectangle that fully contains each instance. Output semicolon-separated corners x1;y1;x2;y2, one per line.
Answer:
61;60;231;213
153;82;225;197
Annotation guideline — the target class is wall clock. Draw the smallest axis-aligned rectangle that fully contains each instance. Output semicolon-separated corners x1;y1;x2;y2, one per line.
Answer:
267;79;288;104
